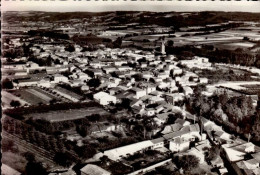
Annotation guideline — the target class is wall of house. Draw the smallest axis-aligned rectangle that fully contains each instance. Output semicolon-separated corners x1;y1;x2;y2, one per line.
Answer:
169;141;190;152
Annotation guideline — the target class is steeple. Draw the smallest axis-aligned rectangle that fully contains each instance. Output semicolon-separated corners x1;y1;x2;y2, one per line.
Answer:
160;38;166;55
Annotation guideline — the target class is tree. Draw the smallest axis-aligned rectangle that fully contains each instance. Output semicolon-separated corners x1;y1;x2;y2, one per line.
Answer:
87;114;101;122
46;55;52;66
113;37;122;48
167;40;174;47
120;98;131;110
75;145;96;158
2;78;14;89
173;155;199;172
24;152;36;162
25;161;47;175
204;146;219;163
2;139;15;152
53;152;76;167
87;78;101;89
10;100;21;108
65;44;75;52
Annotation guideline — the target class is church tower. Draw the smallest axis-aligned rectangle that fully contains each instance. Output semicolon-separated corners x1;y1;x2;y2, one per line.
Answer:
160;38;166;55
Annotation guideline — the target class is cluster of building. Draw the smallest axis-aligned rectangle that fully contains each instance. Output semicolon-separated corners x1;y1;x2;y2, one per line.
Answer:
3;15;260;175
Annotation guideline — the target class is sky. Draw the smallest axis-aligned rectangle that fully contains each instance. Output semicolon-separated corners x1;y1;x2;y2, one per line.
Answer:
2;1;260;13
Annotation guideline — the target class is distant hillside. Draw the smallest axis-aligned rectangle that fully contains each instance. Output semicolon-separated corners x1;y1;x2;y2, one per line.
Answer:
3;11;260;29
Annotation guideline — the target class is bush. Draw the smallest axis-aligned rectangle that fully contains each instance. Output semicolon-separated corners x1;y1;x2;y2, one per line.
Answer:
53;152;76;167
173;155;199;172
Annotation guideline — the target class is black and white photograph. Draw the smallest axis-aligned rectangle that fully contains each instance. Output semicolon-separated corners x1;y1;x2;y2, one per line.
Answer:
1;1;260;175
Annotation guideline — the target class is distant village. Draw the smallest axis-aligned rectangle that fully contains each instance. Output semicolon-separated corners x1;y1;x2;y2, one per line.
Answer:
2;11;260;175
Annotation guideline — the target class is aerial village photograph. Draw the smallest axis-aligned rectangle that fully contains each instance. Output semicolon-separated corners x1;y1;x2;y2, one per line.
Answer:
1;1;260;175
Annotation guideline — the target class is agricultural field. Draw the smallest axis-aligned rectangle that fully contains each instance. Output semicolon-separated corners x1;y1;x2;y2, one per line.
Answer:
23;107;109;122
11;87;62;105
2;90;29;108
121;25;260;52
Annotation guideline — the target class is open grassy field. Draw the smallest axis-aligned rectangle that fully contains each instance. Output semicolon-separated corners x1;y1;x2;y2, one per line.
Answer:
24;107;109;122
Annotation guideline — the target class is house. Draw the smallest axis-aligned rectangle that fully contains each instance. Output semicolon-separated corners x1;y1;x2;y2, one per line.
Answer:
114;60;127;66
130;87;147;99
144;108;156;116
102;66;117;74
16;78;38;87
93;92;117;105
80;164;111;175
221;142;257;162
108;87;122;95
81;85;90;91
104;140;154;161
155;105;164;113
69;80;84;87
155;113;170;126
77;72;91;81
148;96;164;104
151;137;165;149
169;137;190;152
90;61;101;68
89;123;121;134
161;123;183;135
163;124;201;146
117;66;132;71
175;118;190;127
157;72;168;80
234;159;260;175
53;74;68;83
165;93;184;105
38;79;52;88
183;86;193;96
173;68;183;75
200;77;208;84
132;105;144;114
219;168;228;175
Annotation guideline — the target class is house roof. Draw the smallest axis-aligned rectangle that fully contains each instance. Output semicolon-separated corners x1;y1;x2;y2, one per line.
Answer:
252;152;260;162
104;140;154;160
175;118;189;126
157;113;170;121
151;137;164;144
131;87;144;92
80;164;111;175
94;91;115;100
116;91;134;99
161;123;182;134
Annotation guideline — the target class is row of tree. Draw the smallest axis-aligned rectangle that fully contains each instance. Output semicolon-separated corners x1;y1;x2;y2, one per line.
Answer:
186;91;259;142
167;45;260;68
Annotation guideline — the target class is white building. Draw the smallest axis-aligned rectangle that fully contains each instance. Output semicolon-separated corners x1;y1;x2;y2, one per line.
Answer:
94;92;117;105
183;86;193;96
53;74;68;83
131;87;147;99
104;140;154;161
